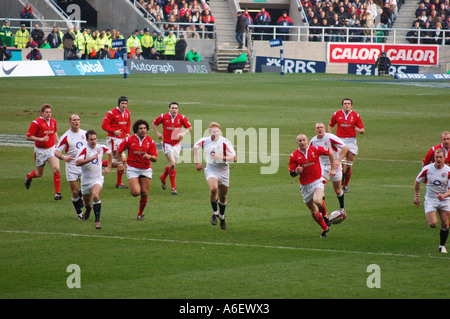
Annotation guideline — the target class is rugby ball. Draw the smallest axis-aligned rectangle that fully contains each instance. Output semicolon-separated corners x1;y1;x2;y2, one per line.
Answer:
329;210;346;224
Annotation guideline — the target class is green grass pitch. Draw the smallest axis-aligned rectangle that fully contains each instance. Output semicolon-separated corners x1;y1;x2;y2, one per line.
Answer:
0;73;449;300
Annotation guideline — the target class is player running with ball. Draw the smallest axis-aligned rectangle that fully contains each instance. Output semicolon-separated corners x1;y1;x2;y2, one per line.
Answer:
289;134;336;238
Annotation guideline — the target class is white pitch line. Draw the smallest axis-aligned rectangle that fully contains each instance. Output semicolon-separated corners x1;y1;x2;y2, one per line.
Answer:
0;229;447;260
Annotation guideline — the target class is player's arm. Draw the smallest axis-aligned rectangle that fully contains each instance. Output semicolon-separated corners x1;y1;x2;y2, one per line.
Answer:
355;117;365;134
328;115;336;134
103;152;113;174
152;120;163;140
26;124;49;142
289;156;302;177
144;141;158;162
328;150;336;178
335;145;349;169
414;180;421;207
54;132;59;145
55;149;74;163
193;143;203;171
76;152;98;167
178;125;192;140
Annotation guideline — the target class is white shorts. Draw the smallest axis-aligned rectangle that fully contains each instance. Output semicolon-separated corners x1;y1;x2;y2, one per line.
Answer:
322;165;343;182
205;166;230;187
106;136;125;153
424;197;450;214
81;176;104;195
340;137;358;156
65;163;82;182
35;146;56;167
163;142;181;161
300;179;324;203
126;165;153;180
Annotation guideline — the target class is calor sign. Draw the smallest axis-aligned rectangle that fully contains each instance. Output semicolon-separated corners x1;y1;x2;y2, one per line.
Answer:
328;44;438;66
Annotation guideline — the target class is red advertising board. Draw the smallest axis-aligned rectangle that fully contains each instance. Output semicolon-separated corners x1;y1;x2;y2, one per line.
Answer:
327;43;438;66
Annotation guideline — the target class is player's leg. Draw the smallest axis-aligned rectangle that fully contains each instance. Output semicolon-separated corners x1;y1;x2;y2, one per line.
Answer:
137;177;151;220
47;156;62;200
25;150;46;189
342;151;355;192
69;180;84;219
82;190;92;221
438;210;450;253
165;150;178;194
306;187;329;237
115;150;128;189
91;184;103;229
425;211;439;228
207;176;219;225
217;184;229;230
332;179;345;212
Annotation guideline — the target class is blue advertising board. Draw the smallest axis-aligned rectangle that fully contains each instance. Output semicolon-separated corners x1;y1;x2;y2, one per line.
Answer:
48;60;127;76
269;39;283;47
255;56;326;73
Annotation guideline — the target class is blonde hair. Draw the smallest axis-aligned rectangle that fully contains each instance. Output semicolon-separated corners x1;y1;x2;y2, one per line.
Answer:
208;122;221;131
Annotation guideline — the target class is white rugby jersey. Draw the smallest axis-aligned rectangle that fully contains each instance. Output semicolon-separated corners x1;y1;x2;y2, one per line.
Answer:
416;163;450;198
309;133;345;166
194;136;236;169
76;144;111;181
57;129;87;163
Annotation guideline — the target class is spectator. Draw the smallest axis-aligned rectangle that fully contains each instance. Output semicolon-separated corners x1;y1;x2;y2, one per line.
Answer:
202;9;215;39
63;27;76;60
200;0;210;13
163;30;177;60
26;44;42;60
432;22;444;45
190;0;201;16
0;42;12;61
25;36;38;48
277;11;293;41
235;11;246;49
96;44;112;59
71;26;84;53
66;44;82;60
175;35;187;60
47;26;62;49
149;47;161;60
15;24;30;49
20;2;33;26
227;50;247;73
40;39;51;49
31;24;44;48
350;19;365;42
406;21;421;43
154;33;165;58
374;51;391;75
309;18;322;42
165;0;176;19
180;2;191;18
185;24;200;39
0;20;12;37
131;47;144;59
242;8;254;32
141;28;153;59
186;48;201;61
96;30;110;52
126;30;142;57
255;8;271;40
321;18;332;42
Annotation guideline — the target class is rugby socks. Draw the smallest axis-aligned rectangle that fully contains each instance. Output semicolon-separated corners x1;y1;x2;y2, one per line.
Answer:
53;172;61;193
337;191;345;210
161;166;169;182
93;201;101;222
138;197;148;215
218;200;227;218
169;167;176;188
313;212;328;231
27;170;37;180
440;228;449;246
116;170;123;185
211;199;218;214
72;196;83;215
102;160;107;167
319;199;328;217
343;165;353;187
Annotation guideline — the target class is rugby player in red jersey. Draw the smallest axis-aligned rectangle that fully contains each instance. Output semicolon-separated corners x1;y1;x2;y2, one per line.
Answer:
328;98;364;193
25;104;62;200
152;102;192;195
101;96;131;189
117;119;158;221
289;134;336;238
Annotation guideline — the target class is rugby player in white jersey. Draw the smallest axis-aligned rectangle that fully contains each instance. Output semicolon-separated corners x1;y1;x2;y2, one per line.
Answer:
55;114;87;220
75;130;112;229
193;122;236;230
310;122;349;215
414;148;450;253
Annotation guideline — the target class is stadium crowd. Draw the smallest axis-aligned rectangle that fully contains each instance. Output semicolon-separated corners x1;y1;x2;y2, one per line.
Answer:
406;0;450;44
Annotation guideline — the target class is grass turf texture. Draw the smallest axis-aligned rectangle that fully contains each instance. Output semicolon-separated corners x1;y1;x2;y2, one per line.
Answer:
0;73;449;299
